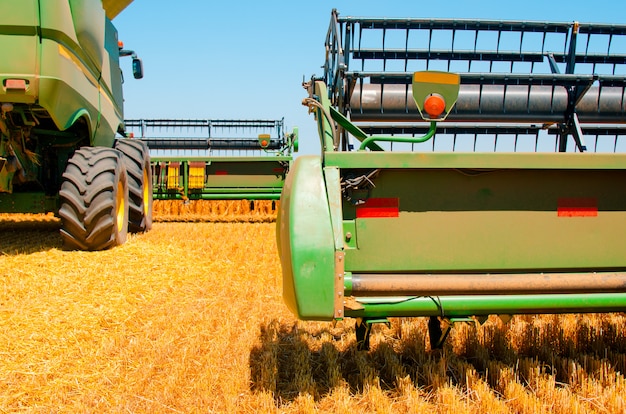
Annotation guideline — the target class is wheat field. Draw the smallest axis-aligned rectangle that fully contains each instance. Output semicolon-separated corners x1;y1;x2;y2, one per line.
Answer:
1;213;626;413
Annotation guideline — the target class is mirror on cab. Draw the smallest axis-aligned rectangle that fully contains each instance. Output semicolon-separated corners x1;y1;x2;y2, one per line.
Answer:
132;57;143;79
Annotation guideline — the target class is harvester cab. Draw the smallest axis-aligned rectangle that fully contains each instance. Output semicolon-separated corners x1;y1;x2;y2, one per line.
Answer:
279;10;626;351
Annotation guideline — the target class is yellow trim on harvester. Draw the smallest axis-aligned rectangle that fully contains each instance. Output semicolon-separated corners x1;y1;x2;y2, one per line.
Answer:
57;44;99;87
102;0;134;19
413;71;460;85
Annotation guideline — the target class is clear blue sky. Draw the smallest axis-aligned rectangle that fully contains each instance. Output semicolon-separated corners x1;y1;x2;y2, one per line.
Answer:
112;1;626;155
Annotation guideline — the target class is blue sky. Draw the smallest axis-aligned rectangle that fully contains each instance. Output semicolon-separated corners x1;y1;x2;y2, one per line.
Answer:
112;1;626;155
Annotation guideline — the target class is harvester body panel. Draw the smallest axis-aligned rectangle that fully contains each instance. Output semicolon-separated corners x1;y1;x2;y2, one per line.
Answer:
0;0;131;206
0;0;151;251
278;10;626;333
278;155;336;319
336;153;626;273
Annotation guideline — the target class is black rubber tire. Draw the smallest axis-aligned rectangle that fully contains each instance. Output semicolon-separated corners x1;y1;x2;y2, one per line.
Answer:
58;147;129;251
115;139;153;233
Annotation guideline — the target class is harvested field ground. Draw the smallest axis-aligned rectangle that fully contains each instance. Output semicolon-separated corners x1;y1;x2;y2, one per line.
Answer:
152;200;278;223
1;213;626;413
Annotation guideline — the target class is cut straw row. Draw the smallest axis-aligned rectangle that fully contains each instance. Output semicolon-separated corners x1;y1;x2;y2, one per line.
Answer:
152;200;278;223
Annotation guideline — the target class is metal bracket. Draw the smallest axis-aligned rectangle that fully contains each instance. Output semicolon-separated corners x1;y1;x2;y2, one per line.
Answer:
334;251;345;319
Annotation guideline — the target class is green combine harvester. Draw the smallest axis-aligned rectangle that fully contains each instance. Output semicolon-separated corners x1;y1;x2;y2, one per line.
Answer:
278;10;626;350
124;118;298;203
0;0;152;250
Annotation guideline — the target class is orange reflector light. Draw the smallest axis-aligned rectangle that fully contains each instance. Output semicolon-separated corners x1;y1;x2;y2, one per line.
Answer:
6;79;27;90
423;93;446;118
118;40;124;48
258;133;271;148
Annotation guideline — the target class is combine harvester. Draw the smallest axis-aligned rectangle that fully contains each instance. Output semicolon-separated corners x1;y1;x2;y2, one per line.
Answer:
124;118;298;221
278;10;626;350
0;0;151;250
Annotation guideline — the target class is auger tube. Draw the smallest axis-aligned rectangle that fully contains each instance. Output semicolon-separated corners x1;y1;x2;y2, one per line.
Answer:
347;272;626;296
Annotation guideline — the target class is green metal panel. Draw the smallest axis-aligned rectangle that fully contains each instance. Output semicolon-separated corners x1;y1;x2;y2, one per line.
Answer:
69;0;105;70
325;151;626;170
104;18;124;116
152;158;289;200
323;166;344;250
277;155;336;320
344;293;626;318
0;192;57;213
341;165;626;272
202;161;285;188
38;0;118;147
311;81;335;152
0;0;39;105
0;0;124;149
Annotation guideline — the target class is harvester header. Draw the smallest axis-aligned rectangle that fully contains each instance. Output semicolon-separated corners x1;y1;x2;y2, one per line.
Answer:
125;118;297;202
278;9;626;350
122;118;297;222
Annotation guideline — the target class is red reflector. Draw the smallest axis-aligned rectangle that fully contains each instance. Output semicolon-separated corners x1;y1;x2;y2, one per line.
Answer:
215;170;228;175
273;167;285;173
356;198;399;218
6;79;26;90
557;198;598;217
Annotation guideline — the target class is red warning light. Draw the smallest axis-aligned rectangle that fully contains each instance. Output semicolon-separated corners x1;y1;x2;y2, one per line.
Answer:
423;93;446;118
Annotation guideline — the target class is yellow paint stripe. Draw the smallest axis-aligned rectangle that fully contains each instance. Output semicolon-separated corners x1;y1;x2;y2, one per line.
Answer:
57;44;98;87
413;71;459;85
103;0;134;19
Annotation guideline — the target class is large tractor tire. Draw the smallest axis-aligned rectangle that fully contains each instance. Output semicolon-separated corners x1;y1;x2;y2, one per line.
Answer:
58;147;129;251
115;138;153;233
